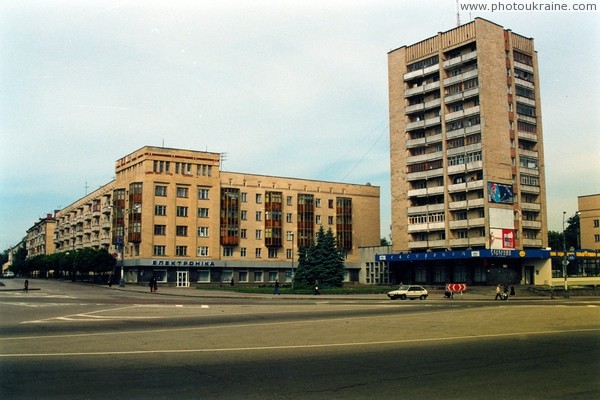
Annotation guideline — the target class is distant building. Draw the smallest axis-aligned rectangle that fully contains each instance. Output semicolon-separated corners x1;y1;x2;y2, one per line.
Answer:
381;18;550;286
26;214;56;259
578;194;600;250
53;146;380;286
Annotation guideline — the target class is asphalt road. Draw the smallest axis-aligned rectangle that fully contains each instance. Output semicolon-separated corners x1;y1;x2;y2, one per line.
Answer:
1;279;599;400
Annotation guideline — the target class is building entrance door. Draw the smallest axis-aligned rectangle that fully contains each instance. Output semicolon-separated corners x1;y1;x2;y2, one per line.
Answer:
177;269;189;287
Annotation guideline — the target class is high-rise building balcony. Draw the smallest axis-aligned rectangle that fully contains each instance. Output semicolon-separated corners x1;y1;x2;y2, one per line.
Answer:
404;64;439;81
518;148;538;159
522;238;543;247
406;116;441;131
443;69;478;87
407;203;445;215
514;77;534;89
521;202;541;211
404;81;441;98
521;185;540;194
517;131;537;142
443;50;477;69
519;167;539;176
408;222;445;233
514;61;534;73
407;168;444;181
444;87;479;104
516;96;535;107
445;106;480;122
407;151;443;165
522;220;542;229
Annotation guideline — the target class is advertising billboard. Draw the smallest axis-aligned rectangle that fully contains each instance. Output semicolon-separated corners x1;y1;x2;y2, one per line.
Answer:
488;182;514;204
489;228;515;249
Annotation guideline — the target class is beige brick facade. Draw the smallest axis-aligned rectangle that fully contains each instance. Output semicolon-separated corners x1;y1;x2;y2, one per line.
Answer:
578;194;600;250
388;18;548;254
54;146;380;285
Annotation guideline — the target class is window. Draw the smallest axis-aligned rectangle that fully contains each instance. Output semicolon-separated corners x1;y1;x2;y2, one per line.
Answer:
154;245;166;256
155;205;167;216
268;248;278;258
254;271;263;282
255;193;262;203
154;225;166;235
198;208;209;218
287;196;293;206
197;246;209;257
240;247;247;257
286;213;293;223
241;210;248;220
268;271;278;282
176;187;189;198
255;230;262;240
176;206;188;217
241;192;247;203
223;247;234;257
197;270;210;282
239;271;248;282
155;185;167;197
241;229;247;239
256;211;262;221
255;248;262;258
593;219;599;228
176;226;188;236
198;188;210;200
175;246;187;256
197;227;209;237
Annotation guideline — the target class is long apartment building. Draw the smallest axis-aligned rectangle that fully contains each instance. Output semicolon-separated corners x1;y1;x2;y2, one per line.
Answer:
381;18;549;285
54;146;380;286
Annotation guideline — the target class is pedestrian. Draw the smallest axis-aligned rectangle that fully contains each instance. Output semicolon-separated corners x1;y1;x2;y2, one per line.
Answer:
153;278;158;293
494;284;502;300
503;284;509;301
274;279;280;295
24;279;29;293
510;285;515;296
314;280;320;295
149;276;156;293
230;277;235;287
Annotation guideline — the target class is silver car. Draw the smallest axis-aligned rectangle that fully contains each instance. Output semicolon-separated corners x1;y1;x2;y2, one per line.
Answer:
387;285;428;300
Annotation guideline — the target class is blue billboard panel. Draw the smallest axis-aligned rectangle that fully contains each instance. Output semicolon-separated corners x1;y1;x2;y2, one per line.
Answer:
488;182;514;204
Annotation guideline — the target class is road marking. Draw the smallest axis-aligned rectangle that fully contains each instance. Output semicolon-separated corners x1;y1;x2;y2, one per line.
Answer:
1;327;599;358
22;304;211;323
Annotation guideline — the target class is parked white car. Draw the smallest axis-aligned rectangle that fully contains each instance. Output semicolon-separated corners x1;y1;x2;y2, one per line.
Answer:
387;285;428;300
2;271;15;278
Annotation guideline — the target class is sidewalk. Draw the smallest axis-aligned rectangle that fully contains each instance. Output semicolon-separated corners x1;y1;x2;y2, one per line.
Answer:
108;283;548;301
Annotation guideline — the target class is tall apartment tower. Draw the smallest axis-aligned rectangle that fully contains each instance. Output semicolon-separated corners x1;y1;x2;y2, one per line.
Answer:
388;18;548;253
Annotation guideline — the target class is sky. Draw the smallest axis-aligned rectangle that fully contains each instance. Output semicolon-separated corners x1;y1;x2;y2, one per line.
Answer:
1;0;598;249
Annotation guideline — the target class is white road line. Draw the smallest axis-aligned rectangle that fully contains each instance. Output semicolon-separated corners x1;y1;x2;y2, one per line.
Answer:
1;327;599;358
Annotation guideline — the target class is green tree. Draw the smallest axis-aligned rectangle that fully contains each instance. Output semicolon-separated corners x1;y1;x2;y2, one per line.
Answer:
548;231;562;251
295;226;345;288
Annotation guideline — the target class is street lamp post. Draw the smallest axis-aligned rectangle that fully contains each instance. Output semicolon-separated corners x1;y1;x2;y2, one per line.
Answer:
562;211;569;298
291;233;295;291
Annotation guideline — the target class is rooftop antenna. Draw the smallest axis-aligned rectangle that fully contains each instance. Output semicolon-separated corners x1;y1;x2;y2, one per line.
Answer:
220;152;227;171
84;181;89;195
456;0;461;26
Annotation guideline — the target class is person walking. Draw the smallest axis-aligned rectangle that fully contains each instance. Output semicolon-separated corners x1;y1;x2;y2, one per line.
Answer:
494;284;502;300
274;279;280;295
24;279;29;293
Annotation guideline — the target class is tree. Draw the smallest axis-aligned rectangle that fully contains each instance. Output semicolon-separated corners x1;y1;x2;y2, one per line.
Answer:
548;214;580;251
294;226;345;288
548;231;563;251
